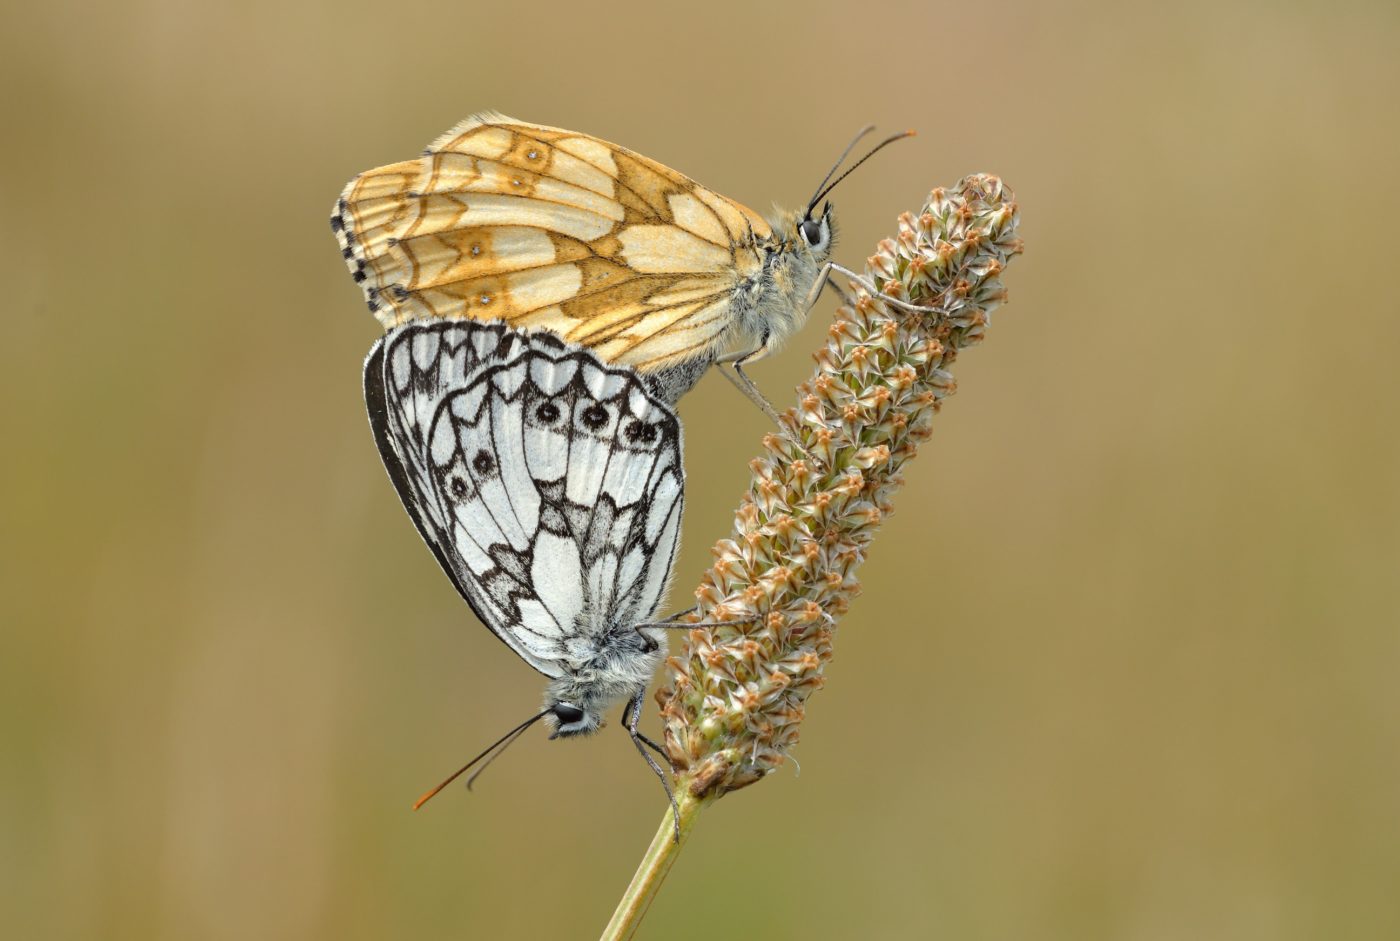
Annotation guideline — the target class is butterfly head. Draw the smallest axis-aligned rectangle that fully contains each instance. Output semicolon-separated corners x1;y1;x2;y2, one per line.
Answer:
798;125;917;249
546;700;601;738
795;201;836;260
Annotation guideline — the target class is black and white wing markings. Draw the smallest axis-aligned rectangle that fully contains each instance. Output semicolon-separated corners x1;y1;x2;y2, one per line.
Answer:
530;356;684;660
365;319;683;678
366;321;558;671
375;322;570;529
426;347;685;668
583;377;684;635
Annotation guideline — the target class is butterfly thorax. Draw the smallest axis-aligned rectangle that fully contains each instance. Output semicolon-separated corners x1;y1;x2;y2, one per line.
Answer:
731;206;835;360
544;634;665;736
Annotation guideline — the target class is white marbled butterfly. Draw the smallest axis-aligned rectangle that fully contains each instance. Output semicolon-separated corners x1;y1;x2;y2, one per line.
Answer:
363;319;692;821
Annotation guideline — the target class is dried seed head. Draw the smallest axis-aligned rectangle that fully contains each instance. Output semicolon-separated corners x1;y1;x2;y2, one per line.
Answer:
657;175;1023;798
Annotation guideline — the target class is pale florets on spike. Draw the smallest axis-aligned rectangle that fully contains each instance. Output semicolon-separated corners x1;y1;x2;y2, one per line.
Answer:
656;174;1023;798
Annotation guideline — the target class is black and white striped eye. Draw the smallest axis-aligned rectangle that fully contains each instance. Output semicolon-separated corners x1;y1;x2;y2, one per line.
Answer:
552;703;585;725
798;212;831;252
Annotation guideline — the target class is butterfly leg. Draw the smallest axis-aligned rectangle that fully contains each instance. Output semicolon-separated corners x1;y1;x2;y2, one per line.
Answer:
822;262;945;315
633;606;697;652
716;262;946;421
632;610;757;653
632;619;693;654
813;266;860;309
715;343;785;426
624;691;682;842
623;705;669;761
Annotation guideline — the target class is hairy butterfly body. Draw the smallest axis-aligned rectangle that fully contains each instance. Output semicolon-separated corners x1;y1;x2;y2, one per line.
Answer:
364;319;687;820
337;113;913;412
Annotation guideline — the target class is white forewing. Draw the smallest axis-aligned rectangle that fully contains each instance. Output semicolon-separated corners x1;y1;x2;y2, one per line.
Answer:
488;374;538;538
529;531;583;631
520;370;571;482
365;319;684;679
632;467;683;624
443;391;532;552
379;322;529;534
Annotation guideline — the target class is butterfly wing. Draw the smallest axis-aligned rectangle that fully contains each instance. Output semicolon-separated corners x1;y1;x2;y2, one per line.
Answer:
367;319;555;536
335;113;771;373
512;349;685;661
365;321;553;670
366;320;684;675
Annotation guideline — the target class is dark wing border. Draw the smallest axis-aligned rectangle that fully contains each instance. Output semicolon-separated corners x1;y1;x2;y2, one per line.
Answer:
363;334;524;661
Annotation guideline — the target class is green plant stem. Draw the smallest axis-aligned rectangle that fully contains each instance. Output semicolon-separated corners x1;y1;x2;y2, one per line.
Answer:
598;789;704;941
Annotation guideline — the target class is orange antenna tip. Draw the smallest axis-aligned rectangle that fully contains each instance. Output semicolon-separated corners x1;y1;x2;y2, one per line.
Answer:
413;785;444;811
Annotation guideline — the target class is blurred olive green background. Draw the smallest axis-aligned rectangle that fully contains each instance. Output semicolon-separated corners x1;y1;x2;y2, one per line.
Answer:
5;0;1399;938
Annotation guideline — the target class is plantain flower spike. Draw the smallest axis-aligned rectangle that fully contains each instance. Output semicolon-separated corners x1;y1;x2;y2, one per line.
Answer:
656;174;1024;798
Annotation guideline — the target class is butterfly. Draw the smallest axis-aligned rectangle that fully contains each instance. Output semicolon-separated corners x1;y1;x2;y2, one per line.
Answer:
363;318;692;823
335;112;915;414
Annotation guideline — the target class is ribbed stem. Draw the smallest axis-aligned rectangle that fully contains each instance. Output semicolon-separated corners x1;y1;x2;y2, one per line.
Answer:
598;790;705;941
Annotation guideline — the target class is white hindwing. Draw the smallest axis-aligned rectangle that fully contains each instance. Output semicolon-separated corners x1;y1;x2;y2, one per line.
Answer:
365;320;684;678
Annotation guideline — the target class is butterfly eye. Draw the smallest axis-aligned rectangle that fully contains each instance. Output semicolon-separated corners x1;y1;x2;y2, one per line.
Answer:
535;402;561;423
581;404;609;430
448;476;470;500
471;449;496;475
799;218;825;247
553;703;585;725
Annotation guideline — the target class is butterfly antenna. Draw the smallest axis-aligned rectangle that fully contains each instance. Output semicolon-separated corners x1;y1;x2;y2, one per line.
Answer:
806;124;877;213
412;709;550;811
808;129;918;211
464;721;534;791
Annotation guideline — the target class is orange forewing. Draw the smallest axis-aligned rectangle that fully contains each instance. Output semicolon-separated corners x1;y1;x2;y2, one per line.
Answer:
335;113;771;370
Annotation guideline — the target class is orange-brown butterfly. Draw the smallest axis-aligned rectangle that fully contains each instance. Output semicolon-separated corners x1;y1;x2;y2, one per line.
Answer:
332;113;915;412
